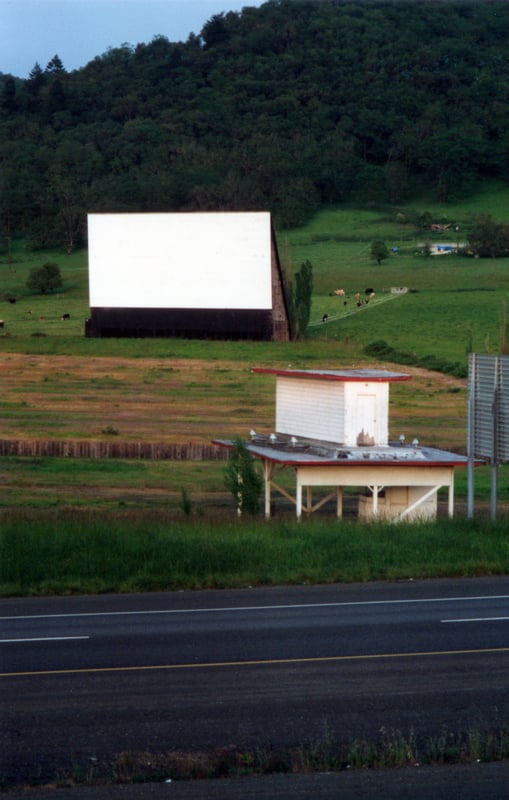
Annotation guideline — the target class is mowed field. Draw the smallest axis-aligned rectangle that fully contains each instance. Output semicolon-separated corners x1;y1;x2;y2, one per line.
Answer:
1;182;508;510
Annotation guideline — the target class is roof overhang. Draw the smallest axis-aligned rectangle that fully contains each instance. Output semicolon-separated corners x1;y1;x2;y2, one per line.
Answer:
214;436;474;468
251;368;412;383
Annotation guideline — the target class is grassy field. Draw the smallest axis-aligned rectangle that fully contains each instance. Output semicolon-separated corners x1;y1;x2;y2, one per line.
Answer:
2;512;509;596
281;183;509;365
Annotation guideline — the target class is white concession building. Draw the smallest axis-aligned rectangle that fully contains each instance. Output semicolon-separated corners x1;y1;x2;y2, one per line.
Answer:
85;211;291;341
216;367;470;520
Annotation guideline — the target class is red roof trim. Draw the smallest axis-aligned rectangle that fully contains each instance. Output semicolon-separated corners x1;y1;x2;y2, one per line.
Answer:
251;367;411;383
250;455;468;468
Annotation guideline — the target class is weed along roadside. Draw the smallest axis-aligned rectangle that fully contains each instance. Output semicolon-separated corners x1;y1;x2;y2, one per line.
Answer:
1;514;509;596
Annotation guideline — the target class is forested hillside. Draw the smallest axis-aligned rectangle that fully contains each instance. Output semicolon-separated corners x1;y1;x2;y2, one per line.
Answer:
1;0;508;252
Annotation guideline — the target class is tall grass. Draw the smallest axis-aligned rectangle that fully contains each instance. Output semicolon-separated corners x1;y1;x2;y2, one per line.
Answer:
1;512;508;596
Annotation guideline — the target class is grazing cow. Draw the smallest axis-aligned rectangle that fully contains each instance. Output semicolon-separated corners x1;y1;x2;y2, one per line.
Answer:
8;298;16;304
39;316;45;321
61;313;70;320
365;287;374;295
0;320;3;328
334;288;345;297
322;314;328;323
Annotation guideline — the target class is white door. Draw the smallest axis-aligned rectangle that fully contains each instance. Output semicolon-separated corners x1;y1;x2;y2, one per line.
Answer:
355;394;377;445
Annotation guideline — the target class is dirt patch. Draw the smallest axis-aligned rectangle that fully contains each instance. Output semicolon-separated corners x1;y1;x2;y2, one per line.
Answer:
0;353;467;449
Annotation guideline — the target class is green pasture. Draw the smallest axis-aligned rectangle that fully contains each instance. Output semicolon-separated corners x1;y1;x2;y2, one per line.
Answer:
279;181;509;366
0;456;227;511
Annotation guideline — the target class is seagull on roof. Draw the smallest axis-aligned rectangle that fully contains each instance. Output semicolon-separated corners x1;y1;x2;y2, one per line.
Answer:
270;433;277;442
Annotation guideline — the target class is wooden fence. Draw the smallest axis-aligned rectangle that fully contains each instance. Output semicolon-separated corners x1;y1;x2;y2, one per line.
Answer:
0;439;228;461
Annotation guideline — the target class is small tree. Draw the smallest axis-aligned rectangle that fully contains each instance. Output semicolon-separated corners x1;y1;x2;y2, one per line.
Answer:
292;259;313;339
224;438;263;516
370;240;389;265
469;214;509;258
26;261;63;294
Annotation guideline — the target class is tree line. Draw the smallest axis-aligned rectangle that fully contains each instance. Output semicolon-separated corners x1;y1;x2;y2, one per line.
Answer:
1;0;509;252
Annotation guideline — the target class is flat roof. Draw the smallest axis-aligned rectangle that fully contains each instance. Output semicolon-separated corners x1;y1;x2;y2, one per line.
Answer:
251;368;411;383
215;436;470;468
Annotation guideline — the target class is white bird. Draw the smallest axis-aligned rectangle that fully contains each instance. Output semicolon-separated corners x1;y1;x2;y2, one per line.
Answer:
250;429;256;438
270;433;277;442
290;436;298;446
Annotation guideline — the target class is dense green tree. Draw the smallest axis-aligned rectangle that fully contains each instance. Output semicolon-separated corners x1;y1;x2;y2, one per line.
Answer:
45;54;65;73
468;215;509;258
292;259;314;340
370;240;389;265
26;261;63;294
0;76;18;114
2;1;509;240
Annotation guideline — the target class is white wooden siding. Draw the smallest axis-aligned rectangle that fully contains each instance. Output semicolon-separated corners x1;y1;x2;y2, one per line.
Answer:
275;377;345;442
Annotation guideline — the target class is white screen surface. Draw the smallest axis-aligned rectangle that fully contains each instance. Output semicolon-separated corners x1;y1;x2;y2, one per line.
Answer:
88;212;273;310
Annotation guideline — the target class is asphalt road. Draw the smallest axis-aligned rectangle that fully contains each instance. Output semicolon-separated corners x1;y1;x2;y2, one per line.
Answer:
1;576;509;791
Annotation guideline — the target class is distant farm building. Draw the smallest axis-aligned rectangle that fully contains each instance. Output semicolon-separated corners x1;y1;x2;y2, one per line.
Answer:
85;212;291;341
430;243;457;255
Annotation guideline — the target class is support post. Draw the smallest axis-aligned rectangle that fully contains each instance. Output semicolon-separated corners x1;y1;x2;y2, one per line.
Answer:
296;480;303;519
372;486;379;517
337;487;343;518
491;462;498;521
263;460;271;520
490;358;500;520
467;353;475;519
448;477;454;518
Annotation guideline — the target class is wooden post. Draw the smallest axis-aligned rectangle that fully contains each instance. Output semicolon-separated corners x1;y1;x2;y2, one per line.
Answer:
337;486;343;518
263;460;272;519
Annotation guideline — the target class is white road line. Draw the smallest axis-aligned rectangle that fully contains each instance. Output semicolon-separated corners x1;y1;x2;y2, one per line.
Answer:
0;636;90;643
1;595;509;622
441;617;509;624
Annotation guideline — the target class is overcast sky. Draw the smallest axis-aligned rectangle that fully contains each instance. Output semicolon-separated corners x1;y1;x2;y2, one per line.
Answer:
1;0;265;78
